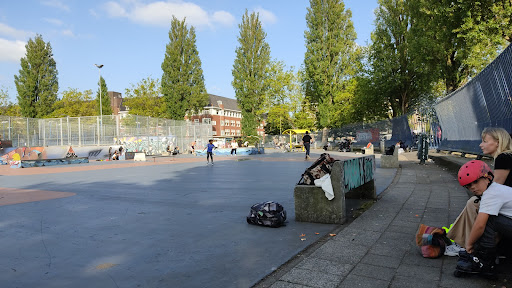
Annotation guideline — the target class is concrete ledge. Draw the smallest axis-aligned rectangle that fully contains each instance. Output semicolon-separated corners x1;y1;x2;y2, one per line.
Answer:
133;152;146;161
294;185;345;224
294;156;376;224
20;157;89;168
381;147;399;168
362;145;374;155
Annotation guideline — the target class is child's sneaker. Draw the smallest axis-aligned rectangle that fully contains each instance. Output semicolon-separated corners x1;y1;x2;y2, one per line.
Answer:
445;243;465;257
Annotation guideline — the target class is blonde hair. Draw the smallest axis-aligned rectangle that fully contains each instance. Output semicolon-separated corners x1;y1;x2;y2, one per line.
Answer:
481;127;512;158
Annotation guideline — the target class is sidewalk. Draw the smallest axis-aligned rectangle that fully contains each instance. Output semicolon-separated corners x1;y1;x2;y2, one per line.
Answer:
255;152;511;288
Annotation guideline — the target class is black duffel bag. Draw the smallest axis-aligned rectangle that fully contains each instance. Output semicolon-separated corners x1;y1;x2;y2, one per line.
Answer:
246;201;287;228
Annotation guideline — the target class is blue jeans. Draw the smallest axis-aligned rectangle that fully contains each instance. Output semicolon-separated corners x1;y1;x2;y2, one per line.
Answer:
477;214;512;249
304;142;310;157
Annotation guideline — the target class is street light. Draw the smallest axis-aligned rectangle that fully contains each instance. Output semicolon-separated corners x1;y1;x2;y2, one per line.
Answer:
95;64;104;143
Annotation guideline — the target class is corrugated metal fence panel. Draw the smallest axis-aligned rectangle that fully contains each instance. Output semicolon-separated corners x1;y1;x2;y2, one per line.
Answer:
435;44;512;154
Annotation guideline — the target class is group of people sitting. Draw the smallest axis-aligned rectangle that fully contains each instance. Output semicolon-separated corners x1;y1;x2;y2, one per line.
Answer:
440;127;512;276
166;145;180;155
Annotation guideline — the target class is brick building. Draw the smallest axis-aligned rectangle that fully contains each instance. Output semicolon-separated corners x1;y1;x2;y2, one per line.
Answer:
188;94;266;141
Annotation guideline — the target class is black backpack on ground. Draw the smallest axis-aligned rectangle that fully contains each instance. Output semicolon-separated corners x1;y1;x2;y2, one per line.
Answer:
246;201;287;228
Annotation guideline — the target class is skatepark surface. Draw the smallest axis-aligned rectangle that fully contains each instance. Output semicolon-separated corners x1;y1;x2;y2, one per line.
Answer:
0;150;394;288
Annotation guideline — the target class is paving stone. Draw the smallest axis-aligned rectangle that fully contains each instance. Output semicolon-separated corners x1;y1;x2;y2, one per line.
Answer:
338;274;390;288
296;257;353;277
360;253;402;269
351;263;395;281
279;267;342;288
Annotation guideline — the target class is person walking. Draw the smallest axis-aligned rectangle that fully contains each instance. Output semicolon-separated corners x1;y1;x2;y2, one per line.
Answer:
302;131;312;160
203;139;216;165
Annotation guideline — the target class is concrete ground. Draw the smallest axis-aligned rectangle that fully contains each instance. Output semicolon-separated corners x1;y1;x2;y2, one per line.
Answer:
0;150;392;288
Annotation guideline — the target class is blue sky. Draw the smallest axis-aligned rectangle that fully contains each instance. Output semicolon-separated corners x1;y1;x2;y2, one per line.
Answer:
0;0;378;103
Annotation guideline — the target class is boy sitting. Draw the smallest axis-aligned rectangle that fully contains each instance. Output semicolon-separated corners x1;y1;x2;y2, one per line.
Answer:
456;160;512;275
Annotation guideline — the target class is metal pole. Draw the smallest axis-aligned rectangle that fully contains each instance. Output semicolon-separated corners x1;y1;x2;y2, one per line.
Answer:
78;117;81;146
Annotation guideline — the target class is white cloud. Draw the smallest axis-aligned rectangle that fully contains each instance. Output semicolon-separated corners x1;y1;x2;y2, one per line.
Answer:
41;0;70;12
212;11;236;27
0;23;33;39
103;1;235;29
62;29;75;37
44;18;64;26
253;7;277;26
0;38;26;62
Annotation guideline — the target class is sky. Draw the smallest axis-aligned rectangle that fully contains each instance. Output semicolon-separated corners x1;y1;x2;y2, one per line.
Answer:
0;0;378;103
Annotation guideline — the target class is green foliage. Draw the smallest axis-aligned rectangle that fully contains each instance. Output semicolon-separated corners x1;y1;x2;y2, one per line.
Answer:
14;34;58;118
96;76;112;116
0;86;21;116
368;0;438;117
50;88;96;117
232;10;271;137
303;0;358;129
124;77;166;117
161;17;208;120
262;60;298;112
292;110;316;130
264;104;293;135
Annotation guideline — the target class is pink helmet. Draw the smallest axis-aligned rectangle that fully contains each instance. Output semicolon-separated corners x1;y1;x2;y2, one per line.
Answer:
458;160;493;186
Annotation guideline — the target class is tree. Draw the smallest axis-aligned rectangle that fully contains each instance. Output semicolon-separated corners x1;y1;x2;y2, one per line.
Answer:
303;0;359;143
232;10;271;138
368;0;437;117
96;76;112;116
123;77;166;117
0;86;21;116
264;104;293;135
50;88;96;117
14;34;58;118
161;17;208;120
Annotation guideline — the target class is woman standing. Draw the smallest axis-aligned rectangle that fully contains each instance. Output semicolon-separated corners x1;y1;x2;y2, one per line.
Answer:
445;127;512;255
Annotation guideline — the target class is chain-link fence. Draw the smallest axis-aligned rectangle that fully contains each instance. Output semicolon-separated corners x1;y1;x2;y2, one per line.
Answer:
0;114;212;153
435;43;512;155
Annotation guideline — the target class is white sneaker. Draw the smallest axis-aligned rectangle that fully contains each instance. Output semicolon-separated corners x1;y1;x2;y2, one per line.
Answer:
444;243;465;257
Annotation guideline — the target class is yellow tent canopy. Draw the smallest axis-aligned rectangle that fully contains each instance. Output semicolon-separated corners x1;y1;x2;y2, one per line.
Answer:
282;129;313;150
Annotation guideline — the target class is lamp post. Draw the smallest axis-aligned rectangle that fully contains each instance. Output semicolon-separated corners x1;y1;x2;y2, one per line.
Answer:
95;64;104;143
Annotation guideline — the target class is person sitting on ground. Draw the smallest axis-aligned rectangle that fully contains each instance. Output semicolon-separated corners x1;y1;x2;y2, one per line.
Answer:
112;150;119;161
172;146;179;155
445;127;512;256
453;160;512;275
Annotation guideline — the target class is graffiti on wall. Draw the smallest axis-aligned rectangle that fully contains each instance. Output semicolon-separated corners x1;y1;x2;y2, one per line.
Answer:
343;156;375;191
115;136;175;155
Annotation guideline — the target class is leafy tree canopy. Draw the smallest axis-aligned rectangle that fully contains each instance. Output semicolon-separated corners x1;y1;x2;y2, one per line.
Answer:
50;88;96;117
14;34;58;118
232;10;271;137
124;77;166;117
161;16;208;120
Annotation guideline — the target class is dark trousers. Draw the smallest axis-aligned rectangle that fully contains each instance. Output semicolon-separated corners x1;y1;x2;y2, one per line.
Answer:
231;148;237;155
477;214;512;249
304;142;310;156
207;152;213;162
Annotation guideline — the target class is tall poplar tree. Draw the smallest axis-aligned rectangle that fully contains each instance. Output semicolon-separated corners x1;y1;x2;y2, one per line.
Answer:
303;0;358;135
161;17;208;120
232;10;271;138
14;34;58;118
96;76;112;116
